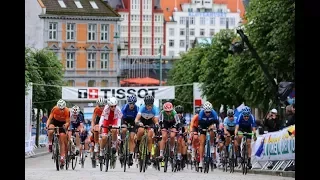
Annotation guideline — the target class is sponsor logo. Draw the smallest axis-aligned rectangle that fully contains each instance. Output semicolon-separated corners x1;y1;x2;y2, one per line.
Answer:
77;88;159;99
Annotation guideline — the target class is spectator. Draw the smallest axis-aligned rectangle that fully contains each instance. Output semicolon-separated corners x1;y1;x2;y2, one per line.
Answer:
286;103;295;126
263;109;281;132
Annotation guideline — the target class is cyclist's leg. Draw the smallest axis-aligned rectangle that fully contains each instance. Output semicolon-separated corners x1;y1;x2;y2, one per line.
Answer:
120;119;128;156
99;120;108;158
182;126;188;161
191;127;199;161
198;121;208;167
244;129;253;168
146;120;154;164
57;121;67;165
93;117;100;152
236;129;244;161
75;123;83;153
110;119;118;154
159;121;168;158
128;121;136;165
47;119;56;152
135;119;145;149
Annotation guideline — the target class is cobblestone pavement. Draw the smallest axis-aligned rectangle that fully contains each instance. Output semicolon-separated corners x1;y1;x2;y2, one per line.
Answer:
26;154;293;180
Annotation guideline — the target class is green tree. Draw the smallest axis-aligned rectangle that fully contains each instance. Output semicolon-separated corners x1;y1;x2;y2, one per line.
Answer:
225;0;295;110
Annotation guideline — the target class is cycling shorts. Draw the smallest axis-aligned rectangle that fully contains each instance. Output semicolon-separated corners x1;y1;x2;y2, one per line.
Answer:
121;117;136;133
50;118;66;134
161;120;176;130
101;119;118;135
199;120;215;135
238;128;252;140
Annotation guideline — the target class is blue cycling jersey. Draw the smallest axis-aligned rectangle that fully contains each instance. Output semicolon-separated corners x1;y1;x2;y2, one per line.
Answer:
223;117;237;131
121;103;139;119
236;113;256;129
198;109;219;128
138;104;160;120
70;113;84;124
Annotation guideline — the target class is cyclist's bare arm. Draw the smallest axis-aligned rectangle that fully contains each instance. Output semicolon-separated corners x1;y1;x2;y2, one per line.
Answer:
46;109;54;128
234;125;239;135
91;112;97;128
65;111;70;128
152;116;159;125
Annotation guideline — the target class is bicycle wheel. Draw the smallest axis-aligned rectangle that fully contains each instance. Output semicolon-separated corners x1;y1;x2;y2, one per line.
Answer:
65;142;71;170
229;145;235;173
224;146;228;172
172;142;177;172
241;143;246;175
163;140;170;172
143;135;148;172
91;150;97;168
54;137;60;171
80;145;85;168
105;135;112;172
123;137;128;172
204;141;210;173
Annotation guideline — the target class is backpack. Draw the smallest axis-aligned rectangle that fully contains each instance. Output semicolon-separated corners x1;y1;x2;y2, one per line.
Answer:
277;82;294;102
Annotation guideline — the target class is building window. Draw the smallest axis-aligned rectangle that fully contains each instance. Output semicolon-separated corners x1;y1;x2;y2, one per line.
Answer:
155;26;162;33
66;52;75;69
210;17;215;25
169;28;174;36
101;80;108;87
229;17;235;26
66;80;75;86
180;40;185;48
190;29;195;36
169;40;174;47
209;29;215;36
189;17;195;25
87;52;96;69
154;37;162;45
143;37;151;44
100;24;109;41
66;23;75;41
220;17;226;26
88;80;96;87
200;17;206;25
88;24;97;41
179;17;185;24
180;28;185;36
48;22;57;40
100;53;109;69
200;29;205;36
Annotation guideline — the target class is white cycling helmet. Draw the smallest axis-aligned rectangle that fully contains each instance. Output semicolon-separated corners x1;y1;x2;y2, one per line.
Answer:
57;99;66;109
203;101;213;111
108;97;118;106
71;105;80;115
96;97;105;106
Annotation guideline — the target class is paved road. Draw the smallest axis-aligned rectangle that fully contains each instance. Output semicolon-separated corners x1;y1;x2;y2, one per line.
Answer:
26;154;293;180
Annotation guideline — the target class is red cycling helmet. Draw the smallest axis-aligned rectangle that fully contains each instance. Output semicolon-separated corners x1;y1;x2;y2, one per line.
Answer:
163;102;173;111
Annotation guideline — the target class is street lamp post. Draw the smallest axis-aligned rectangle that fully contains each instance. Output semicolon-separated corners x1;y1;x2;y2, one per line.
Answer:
159;44;165;86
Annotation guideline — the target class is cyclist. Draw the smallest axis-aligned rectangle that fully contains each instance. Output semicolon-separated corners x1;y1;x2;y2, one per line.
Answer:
68;105;84;156
189;112;199;163
46;99;70;165
91;97;106;153
175;105;188;167
120;94;139;165
234;106;257;169
98;97;123;163
158;102;180;165
82;113;91;157
222;109;237;156
197;101;219;168
134;95;160;165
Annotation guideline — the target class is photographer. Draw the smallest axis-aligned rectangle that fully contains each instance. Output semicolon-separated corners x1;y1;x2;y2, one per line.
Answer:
263;109;281;132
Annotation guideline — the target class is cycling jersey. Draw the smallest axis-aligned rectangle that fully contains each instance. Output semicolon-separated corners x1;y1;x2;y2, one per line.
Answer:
49;106;70;122
159;110;179;123
223;117;237;131
138;104;160;120
190;114;199;130
236;113;256;130
198;109;219;129
93;106;103;125
99;105;122;127
121;103;139;120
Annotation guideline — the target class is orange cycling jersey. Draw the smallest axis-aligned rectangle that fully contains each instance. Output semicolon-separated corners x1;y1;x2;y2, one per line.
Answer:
190;114;199;130
49;106;70;122
93;106;103;117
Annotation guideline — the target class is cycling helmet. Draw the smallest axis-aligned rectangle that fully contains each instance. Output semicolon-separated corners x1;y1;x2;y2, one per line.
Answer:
71;105;81;115
144;95;154;105
96;97;105;106
242;106;251;116
227;109;234;116
203;101;213;111
57;99;66;109
127;94;137;104
163;102;173;111
108;97;118;106
175;105;184;113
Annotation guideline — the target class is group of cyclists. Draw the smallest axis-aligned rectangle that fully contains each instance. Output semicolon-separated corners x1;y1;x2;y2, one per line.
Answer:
46;94;257;171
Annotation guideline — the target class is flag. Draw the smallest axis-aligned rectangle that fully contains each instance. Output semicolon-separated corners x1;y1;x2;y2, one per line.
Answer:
255;137;265;157
234;103;245;118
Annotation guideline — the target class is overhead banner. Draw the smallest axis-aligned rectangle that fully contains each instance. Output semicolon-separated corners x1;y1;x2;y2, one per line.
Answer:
253;125;295;161
62;86;175;101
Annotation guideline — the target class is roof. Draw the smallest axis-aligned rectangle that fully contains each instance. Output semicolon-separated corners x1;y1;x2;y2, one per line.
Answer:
161;0;245;22
40;0;120;17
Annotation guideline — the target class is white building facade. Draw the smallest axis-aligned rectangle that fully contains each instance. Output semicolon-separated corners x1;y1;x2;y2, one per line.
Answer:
166;0;242;58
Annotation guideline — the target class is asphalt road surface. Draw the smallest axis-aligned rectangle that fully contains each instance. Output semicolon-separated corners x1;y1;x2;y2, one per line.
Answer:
26;154;293;180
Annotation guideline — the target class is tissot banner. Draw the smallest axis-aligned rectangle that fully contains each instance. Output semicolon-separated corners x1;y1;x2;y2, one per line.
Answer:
62;86;175;101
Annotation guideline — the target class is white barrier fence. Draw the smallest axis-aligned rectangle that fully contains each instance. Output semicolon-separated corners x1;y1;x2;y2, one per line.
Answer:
250;125;295;171
25;135;48;157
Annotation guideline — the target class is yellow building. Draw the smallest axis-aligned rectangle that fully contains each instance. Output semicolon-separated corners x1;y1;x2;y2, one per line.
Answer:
38;0;122;87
